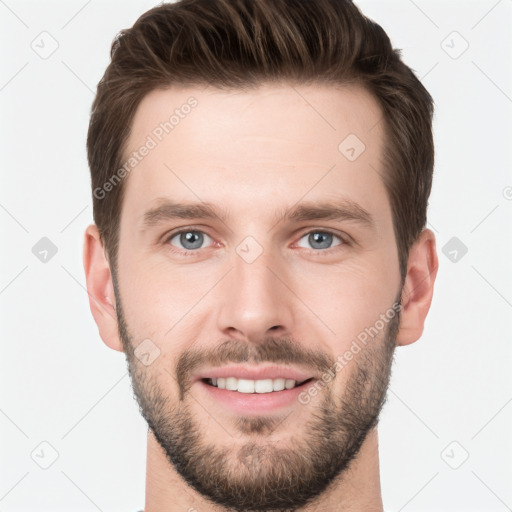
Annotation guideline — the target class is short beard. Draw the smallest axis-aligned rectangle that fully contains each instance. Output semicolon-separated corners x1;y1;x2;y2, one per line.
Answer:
113;273;400;511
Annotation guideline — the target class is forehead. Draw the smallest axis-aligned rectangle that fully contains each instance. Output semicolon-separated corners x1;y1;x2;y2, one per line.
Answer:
120;82;389;231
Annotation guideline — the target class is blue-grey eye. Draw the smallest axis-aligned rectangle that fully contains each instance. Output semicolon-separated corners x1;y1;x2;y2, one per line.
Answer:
169;230;212;250
297;231;343;250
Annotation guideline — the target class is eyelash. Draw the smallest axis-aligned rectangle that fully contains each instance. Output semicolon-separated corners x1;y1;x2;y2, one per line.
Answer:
163;227;350;257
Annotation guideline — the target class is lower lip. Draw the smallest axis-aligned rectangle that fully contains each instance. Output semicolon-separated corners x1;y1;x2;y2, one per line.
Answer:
197;379;315;415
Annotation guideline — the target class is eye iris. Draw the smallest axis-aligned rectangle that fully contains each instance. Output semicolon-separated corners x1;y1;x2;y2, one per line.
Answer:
181;231;203;250
309;232;332;249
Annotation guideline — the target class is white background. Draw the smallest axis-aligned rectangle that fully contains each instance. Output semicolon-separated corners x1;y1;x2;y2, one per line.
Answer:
1;0;511;510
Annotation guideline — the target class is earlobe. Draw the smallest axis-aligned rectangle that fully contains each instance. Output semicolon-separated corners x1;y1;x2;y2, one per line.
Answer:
82;224;124;352
396;228;439;347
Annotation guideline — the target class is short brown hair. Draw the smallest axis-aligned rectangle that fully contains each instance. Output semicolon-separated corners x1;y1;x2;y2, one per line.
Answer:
87;0;434;284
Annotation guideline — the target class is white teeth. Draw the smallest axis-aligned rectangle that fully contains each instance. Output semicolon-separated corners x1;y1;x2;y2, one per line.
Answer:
225;377;237;391
285;379;296;389
255;379;273;393
273;378;285;391
237;379;255;393
208;377;303;393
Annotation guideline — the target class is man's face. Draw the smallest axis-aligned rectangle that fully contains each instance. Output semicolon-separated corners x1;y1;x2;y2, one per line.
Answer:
113;83;403;510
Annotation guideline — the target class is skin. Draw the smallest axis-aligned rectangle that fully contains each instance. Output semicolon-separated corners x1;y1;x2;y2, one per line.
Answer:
83;82;438;511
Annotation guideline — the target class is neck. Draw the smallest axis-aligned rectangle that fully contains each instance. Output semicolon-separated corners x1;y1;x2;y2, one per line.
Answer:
143;426;384;512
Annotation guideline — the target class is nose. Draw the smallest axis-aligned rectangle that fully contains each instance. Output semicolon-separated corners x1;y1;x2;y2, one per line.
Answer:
216;245;295;342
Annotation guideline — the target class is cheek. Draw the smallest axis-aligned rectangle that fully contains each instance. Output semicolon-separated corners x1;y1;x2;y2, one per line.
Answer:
292;258;397;347
116;252;189;340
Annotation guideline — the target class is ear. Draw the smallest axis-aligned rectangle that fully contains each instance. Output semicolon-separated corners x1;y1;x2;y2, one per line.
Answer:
82;224;124;352
396;228;439;346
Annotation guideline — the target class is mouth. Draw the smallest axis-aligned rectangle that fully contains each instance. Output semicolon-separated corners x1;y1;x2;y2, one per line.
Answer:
201;377;315;394
197;375;317;415
193;365;319;414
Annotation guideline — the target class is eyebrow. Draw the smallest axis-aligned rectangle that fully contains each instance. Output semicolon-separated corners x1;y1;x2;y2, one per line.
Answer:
139;197;376;232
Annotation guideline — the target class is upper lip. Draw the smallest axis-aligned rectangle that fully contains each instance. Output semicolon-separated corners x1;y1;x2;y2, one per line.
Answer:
194;365;316;383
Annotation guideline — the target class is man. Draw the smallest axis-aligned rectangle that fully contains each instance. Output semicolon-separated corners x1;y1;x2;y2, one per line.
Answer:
83;0;438;510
